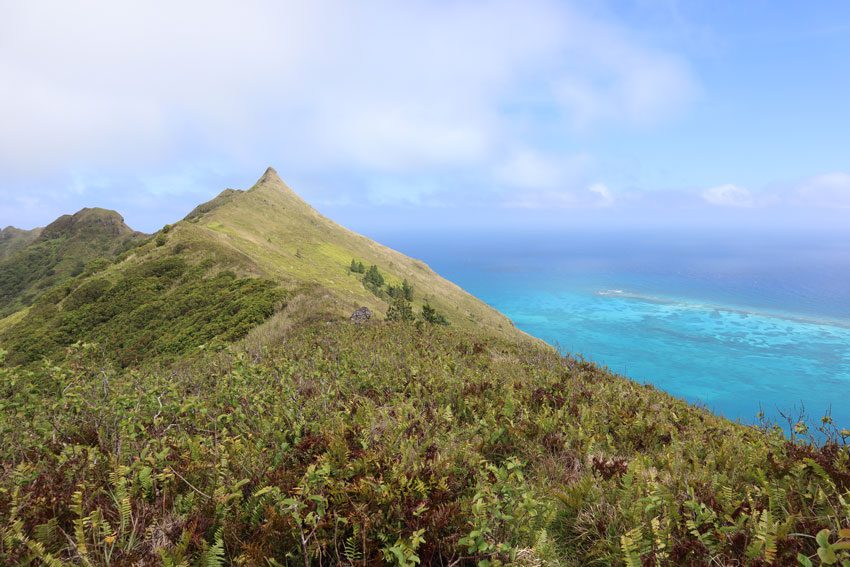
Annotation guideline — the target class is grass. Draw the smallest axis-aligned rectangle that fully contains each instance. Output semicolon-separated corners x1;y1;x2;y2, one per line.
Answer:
0;319;848;565
182;168;521;339
0;307;28;334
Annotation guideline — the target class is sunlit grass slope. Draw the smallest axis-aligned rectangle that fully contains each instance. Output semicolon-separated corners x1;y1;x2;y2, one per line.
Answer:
173;168;519;337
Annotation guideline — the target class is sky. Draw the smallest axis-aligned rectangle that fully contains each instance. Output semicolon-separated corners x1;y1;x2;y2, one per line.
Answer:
1;0;849;233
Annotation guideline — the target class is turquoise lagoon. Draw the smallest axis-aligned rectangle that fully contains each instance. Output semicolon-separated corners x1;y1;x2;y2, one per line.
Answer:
375;228;850;431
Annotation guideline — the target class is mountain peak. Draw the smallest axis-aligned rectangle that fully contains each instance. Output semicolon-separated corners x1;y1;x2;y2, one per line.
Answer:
246;166;315;213
256;166;284;188
40;207;134;240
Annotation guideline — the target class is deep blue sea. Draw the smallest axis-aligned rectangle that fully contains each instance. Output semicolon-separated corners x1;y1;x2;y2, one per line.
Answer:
370;228;850;431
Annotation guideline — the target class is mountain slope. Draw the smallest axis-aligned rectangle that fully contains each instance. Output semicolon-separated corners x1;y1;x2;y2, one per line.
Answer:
0;208;144;318
2;307;849;565
0;169;523;366
174;167;518;335
0;226;41;261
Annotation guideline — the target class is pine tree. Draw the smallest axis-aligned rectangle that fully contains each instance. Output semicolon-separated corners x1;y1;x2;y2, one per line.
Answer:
364;265;384;287
421;303;449;325
402;279;413;301
387;297;414;322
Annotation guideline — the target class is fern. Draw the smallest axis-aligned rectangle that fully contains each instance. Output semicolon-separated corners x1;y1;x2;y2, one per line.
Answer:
749;509;777;565
620;527;643;567
2;511;63;567
24;537;63;567
344;530;363;563
159;529;192;567
110;467;132;537
71;487;90;560
33;518;59;549
651;516;668;561
139;465;154;497
202;527;226;567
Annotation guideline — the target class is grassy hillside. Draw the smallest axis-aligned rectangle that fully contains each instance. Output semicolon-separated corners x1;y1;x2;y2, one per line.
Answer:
1;321;848;566
0;209;145;318
0;169;848;566
175;168;518;337
0;226;41;261
0;169;527;368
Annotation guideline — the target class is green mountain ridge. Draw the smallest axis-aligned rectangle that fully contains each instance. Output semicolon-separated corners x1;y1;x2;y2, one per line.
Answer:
38;208;137;241
0;208;145;320
177;167;517;335
0;169;848;566
0;168;521;367
0;226;42;261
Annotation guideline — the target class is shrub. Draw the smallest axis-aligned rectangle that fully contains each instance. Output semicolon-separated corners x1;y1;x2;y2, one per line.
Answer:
1;256;285;366
0;321;848;564
421;303;448;325
386;297;414;322
364;264;384;287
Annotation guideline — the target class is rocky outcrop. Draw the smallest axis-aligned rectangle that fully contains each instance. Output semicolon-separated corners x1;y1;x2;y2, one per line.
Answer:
350;306;372;324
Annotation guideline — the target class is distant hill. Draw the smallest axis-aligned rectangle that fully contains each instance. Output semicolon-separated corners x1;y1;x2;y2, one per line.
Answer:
0;226;42;261
0;208;145;319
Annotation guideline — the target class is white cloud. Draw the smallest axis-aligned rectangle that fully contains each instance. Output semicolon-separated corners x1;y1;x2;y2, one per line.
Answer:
502;181;614;210
551;17;697;127
697;174;850;211
795;172;850;208
495;150;591;190
0;0;697;186
701;184;753;207
588;182;615;206
496;149;611;210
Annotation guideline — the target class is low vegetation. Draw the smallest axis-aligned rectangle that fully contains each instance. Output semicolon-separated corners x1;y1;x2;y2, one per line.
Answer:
0;226;41;262
1;318;848;565
1;169;848;565
0;209;143;318
1;256;284;367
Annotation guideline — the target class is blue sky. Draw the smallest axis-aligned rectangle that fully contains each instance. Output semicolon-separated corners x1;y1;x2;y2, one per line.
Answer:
1;0;848;233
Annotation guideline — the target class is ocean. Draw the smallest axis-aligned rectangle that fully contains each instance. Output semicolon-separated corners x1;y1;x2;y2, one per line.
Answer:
371;227;850;432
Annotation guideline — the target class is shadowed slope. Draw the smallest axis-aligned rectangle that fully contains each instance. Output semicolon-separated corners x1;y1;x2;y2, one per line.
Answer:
0;226;42;261
0;208;144;318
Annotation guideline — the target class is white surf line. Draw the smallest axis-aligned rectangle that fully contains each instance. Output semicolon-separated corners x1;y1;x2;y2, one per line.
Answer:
595;289;850;330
